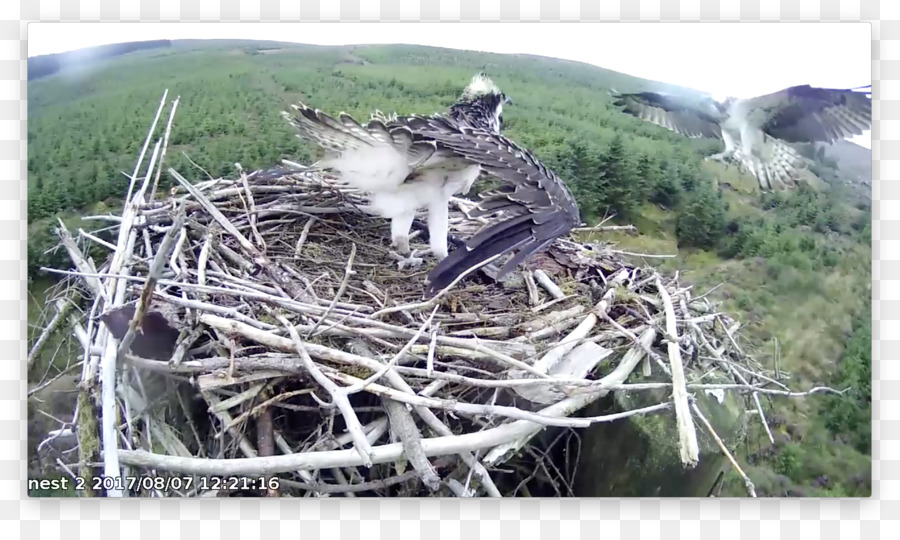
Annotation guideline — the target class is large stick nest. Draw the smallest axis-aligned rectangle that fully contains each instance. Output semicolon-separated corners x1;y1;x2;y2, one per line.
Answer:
30;95;836;498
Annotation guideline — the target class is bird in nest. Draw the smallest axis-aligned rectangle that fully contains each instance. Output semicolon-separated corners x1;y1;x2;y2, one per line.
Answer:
282;72;581;297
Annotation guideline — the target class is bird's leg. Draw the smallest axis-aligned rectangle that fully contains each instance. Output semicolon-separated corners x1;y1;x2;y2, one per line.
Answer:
410;219;466;249
390;212;415;256
427;199;450;261
389;211;426;270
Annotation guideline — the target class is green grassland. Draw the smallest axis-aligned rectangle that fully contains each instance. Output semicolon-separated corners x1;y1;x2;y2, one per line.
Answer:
27;40;871;497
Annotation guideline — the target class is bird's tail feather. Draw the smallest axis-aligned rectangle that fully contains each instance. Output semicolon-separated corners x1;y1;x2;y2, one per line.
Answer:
424;213;566;296
737;140;803;191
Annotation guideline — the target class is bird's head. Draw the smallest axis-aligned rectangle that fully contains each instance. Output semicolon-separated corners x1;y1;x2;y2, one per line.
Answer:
453;72;513;133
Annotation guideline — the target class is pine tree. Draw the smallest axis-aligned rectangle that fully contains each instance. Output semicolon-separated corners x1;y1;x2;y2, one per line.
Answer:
675;182;726;249
595;134;637;218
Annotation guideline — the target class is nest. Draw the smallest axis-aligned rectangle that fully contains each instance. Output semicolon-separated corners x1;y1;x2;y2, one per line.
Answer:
30;93;839;498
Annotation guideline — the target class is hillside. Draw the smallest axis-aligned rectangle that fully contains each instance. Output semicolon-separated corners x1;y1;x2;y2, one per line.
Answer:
821;139;872;184
26;40;871;497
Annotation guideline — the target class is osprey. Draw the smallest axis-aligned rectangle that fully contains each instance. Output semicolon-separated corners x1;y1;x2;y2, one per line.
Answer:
282;72;581;296
612;84;872;190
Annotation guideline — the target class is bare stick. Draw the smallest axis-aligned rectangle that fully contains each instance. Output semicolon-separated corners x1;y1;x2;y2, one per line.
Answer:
689;319;775;445
572;224;637;233
523;270;540;306
277;315;374;467
203;392;260;460
611;250;676;259
201;312;545;380
294;217;317;257
527;269;627;377
382;398;441;492
168;168;259;257
56;220;106;300
306;243;356;338
125;89;168;203
27;298;74;371
485;326;657;465
115;208;186;361
345;305;438;394
197;230;213;290
149;95;180;202
657;278;700;468
533;269;565;300
77;228;117;251
691;400;756;497
238;164;266;252
328;367;673;428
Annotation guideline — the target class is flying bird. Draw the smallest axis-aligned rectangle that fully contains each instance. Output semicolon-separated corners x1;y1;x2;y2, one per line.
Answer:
611;84;872;190
282;72;581;296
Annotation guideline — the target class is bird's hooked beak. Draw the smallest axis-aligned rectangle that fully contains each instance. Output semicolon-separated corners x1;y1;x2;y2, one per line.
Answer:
503;95;514;105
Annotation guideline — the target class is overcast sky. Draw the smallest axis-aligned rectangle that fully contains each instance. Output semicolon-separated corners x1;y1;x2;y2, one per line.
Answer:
28;22;872;148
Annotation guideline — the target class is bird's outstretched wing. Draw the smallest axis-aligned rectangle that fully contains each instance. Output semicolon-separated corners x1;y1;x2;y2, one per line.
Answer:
742;84;872;144
399;115;581;296
281;103;438;182
611;91;724;139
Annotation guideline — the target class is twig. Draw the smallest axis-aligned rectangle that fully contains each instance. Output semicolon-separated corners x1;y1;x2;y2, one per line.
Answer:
306;243;356;338
115;208;186;362
238;164;267;252
485;326;657;465
689;319;775;445
533;269;565;300
278;315;374;468
294;217;317;258
572;224;637;233
382;397;441;492
125;89;169;203
523;270;540;306
197;230;213;291
55;220;106;300
345;305;439;394
27;360;84;397
78;228;117;251
148;95;180;202
280;458;455;494
657;278;700;468
691;400;756;498
27;298;75;371
611;250;676;259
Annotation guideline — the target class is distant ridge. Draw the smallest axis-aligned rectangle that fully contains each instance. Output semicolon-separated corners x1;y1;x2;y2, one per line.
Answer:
28;40;172;80
820;139;872;184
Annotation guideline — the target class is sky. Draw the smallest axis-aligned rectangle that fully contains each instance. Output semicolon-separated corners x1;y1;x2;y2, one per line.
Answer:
28;22;872;148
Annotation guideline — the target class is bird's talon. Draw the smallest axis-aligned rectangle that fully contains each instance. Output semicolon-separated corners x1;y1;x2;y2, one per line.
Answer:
391;250;427;270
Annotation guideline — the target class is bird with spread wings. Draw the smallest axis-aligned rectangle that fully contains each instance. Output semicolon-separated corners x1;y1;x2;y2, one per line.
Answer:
282;72;581;296
611;84;872;191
